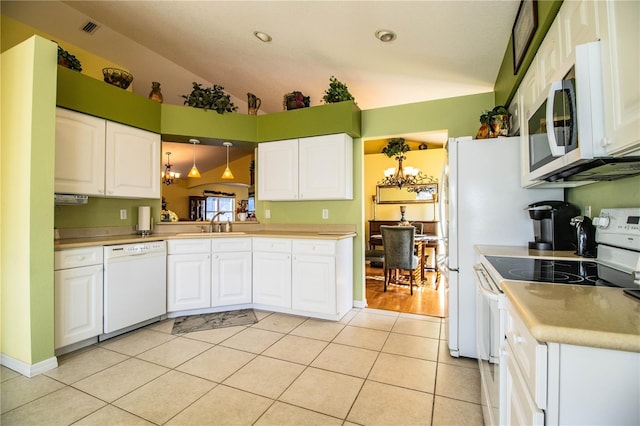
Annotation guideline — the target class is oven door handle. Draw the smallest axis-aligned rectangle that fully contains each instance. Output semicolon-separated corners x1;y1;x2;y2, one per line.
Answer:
473;264;499;301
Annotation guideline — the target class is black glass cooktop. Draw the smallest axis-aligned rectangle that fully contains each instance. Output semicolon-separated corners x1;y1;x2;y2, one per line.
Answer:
485;256;601;286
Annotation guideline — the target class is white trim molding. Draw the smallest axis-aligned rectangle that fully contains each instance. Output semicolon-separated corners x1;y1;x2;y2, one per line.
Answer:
0;353;58;377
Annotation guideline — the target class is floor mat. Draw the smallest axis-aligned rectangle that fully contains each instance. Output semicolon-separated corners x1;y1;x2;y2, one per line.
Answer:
171;309;257;334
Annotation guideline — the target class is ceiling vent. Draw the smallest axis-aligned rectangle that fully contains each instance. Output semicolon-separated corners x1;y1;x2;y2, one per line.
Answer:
80;21;100;34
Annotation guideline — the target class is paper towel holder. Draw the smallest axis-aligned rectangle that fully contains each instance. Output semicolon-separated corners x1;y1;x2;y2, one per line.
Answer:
137;206;153;237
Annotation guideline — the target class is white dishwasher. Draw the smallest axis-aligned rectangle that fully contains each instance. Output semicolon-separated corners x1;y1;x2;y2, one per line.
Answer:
102;241;167;338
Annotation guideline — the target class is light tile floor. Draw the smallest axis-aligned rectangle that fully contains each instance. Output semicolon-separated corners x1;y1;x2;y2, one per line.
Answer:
1;308;483;426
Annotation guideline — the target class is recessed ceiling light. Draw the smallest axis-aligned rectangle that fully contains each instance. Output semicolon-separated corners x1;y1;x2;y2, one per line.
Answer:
253;31;272;43
375;30;396;42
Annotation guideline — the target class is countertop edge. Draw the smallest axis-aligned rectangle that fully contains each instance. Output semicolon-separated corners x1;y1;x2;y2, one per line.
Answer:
55;231;357;249
502;283;640;353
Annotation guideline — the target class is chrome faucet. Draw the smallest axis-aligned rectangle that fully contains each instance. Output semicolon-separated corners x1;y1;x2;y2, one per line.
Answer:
209;212;226;232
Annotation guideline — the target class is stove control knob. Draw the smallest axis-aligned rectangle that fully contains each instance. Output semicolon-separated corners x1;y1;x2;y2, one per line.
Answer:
593;215;610;228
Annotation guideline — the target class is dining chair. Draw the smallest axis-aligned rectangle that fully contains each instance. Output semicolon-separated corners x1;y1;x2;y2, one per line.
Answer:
410;222;424;234
380;225;420;295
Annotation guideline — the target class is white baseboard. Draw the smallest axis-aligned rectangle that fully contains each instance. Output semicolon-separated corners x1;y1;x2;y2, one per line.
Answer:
0;353;58;377
353;299;367;309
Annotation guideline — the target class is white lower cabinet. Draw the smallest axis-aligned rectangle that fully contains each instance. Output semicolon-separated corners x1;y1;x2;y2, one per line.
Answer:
211;238;252;306
505;300;640;425
252;238;292;308
54;247;103;349
167;240;211;312
167;236;354;320
292;238;353;318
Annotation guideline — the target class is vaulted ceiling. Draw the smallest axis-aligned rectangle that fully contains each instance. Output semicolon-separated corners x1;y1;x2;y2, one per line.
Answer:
3;0;521;169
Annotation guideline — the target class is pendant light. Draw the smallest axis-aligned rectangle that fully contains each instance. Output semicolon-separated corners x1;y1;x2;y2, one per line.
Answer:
162;151;180;185
188;138;201;178
221;141;234;179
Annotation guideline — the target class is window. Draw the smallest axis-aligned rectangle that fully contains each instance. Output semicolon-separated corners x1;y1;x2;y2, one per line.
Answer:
205;196;234;221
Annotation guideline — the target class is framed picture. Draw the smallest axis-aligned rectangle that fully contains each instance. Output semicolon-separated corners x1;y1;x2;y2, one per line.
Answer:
512;0;538;74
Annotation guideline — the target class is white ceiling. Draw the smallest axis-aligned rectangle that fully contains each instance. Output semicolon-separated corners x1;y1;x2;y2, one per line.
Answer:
3;0;520;169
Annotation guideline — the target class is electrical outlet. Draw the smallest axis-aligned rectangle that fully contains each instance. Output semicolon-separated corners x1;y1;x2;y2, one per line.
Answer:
585;205;592;218
322;209;329;219
120;209;127;220
265;209;271;219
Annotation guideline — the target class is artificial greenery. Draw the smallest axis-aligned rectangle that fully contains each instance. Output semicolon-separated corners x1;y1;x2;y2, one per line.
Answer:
322;75;355;104
182;82;238;114
57;45;82;72
479;105;509;124
382;137;410;158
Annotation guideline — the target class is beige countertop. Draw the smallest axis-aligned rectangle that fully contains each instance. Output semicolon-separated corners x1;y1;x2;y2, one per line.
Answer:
55;230;357;250
476;246;639;353
502;282;640;353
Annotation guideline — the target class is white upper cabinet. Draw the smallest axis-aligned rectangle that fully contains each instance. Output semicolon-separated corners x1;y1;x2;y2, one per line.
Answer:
55;108;161;199
597;0;640;156
257;138;299;200
258;133;353;201
536;19;565;88
559;0;598;66
105;121;160;198
298;134;353;200
55;108;106;196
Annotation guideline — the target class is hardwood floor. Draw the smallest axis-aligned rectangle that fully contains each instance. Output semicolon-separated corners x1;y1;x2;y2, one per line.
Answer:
365;264;448;317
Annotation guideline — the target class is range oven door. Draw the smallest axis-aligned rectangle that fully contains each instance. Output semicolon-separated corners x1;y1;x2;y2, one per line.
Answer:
474;263;503;426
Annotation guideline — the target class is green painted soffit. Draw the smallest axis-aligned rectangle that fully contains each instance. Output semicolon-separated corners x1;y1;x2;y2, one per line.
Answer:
361;92;495;139
57;66;161;132
257;101;361;141
161;104;257;143
494;0;563;107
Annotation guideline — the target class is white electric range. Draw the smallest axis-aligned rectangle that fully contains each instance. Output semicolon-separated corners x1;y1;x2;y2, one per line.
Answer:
474;207;640;426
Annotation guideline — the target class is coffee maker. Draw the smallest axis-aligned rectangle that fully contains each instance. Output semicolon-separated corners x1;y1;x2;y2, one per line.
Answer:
527;201;581;250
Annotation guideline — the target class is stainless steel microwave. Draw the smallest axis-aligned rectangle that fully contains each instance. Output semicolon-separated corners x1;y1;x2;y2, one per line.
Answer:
525;41;606;182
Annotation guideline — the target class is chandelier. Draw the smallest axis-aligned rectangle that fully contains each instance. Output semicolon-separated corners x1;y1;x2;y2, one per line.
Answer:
162;152;180;185
379;155;434;189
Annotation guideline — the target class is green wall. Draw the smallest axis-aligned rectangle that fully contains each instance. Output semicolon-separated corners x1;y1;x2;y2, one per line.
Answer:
1;36;57;365
567;175;640;216
494;0;563;107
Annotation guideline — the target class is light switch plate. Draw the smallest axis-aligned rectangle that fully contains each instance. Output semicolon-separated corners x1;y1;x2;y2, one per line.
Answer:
120;209;127;220
265;209;271;219
322;209;329;219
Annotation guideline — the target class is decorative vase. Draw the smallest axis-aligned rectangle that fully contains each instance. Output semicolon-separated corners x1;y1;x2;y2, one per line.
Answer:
283;91;310;110
489;114;510;137
237;212;247;222
148;82;164;103
247;92;261;115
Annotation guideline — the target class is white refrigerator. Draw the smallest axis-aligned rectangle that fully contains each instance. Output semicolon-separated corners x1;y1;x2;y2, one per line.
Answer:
442;137;562;358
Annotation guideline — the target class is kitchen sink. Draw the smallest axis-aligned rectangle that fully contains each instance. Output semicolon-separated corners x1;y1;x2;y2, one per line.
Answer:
176;232;247;236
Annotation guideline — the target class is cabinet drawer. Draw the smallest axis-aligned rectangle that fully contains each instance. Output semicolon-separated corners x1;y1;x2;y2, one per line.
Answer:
55;246;103;270
293;239;336;256
506;303;548;409
506;342;545;425
212;237;252;252
252;238;291;253
167;239;211;254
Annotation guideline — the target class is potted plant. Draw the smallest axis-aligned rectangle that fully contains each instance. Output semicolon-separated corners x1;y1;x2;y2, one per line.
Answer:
322;75;355;104
283;91;310;110
489;105;510;137
382;137;410;158
476;105;510;138
182;82;238;114
56;45;82;72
